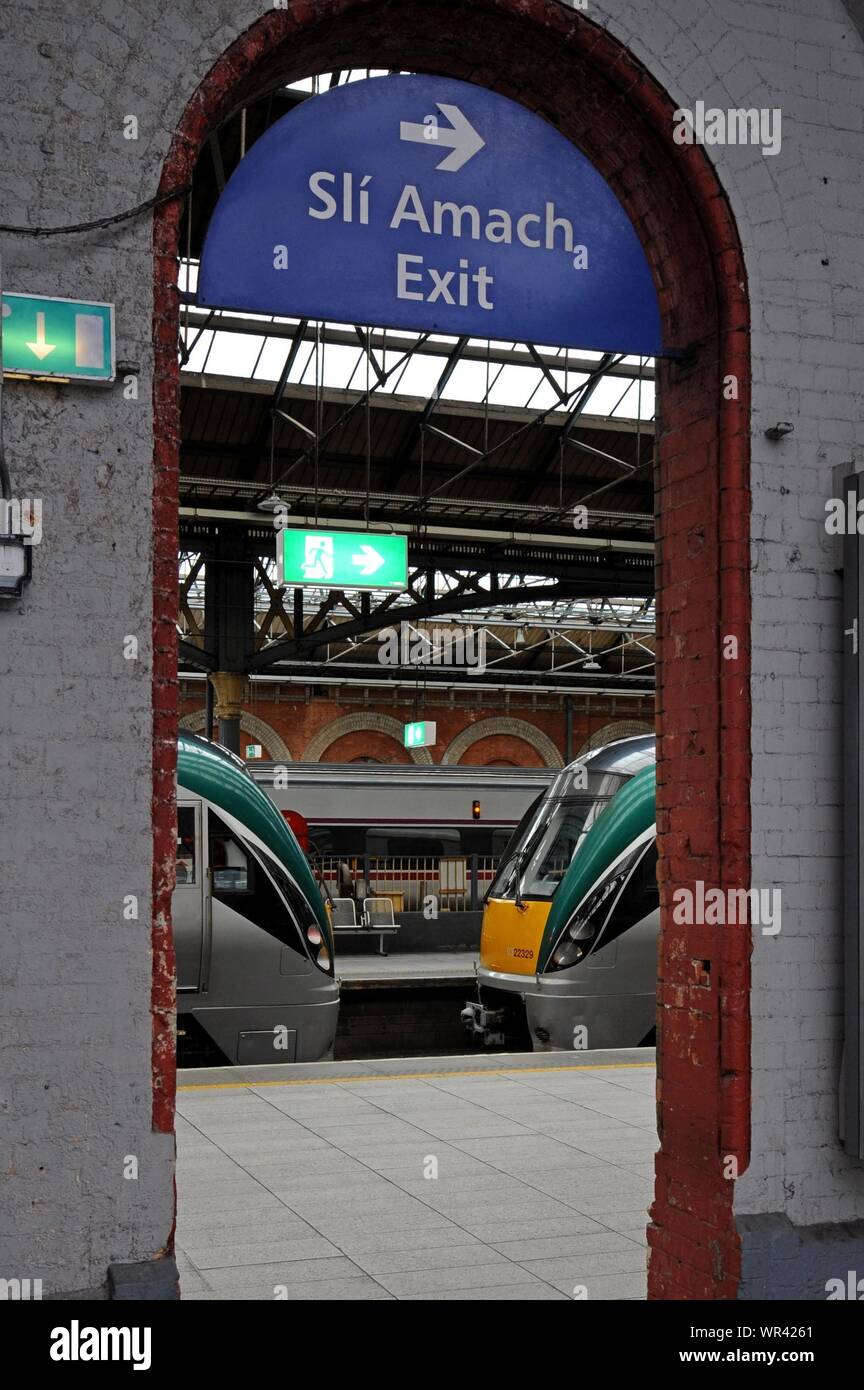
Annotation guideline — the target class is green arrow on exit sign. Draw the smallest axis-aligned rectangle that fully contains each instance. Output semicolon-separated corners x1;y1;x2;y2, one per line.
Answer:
1;292;115;382
279;528;408;592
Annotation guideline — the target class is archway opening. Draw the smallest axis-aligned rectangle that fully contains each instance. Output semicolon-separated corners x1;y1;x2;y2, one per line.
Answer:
155;0;750;1300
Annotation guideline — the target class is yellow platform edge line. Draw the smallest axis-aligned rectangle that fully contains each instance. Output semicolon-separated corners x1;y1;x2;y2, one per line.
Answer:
178;1060;654;1091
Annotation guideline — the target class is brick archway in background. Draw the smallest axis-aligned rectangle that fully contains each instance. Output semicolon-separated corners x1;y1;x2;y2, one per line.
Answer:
153;0;750;1300
179;708;293;762
301;711;434;764
577;719;656;757
441;717;564;768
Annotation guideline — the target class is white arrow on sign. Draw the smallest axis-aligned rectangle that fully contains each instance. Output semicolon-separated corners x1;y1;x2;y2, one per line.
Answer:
400;103;485;173
351;543;385;577
25;311;56;360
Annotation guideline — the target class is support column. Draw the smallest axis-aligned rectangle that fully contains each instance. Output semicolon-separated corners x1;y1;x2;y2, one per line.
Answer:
209;671;245;754
204;672;214;743
204;525;255;753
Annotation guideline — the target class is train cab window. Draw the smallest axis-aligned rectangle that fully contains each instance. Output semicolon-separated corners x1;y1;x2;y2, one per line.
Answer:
519;799;597;899
208;812;252;893
176;805;197;885
487;794;545;897
594;842;659;950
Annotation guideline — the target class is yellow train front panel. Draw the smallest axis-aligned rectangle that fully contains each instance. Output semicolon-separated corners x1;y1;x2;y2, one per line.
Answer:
480;897;552;975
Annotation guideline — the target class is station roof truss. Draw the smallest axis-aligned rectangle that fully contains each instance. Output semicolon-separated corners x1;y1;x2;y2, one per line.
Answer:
177;69;657;696
179;547;655;694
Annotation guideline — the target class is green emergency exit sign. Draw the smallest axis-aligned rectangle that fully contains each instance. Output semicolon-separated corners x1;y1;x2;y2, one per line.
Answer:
279;528;408;592
1;292;115;382
404;720;437;749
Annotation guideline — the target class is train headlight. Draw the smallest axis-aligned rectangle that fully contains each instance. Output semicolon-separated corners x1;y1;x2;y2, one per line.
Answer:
551;916;595;969
306;923;332;972
552;938;588;969
547;869;628;972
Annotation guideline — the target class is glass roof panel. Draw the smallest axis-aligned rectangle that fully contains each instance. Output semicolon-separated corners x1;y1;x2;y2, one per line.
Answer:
375;352;445;398
485;363;555;410
440;358;499;403
253;336;296;380
178;259;656;421
612;379;656;418
297;341;366;389
198;330;268;377
181;328;215;373
582;374;647;417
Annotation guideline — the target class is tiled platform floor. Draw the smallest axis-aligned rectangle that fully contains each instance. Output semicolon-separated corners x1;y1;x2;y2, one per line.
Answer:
176;1053;656;1300
177;1056;655;1295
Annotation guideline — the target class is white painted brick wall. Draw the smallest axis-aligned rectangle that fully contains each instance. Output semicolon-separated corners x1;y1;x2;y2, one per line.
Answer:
1;0;863;1291
602;0;864;1227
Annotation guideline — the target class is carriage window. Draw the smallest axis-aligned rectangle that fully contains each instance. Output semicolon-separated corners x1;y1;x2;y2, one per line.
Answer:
176;805;197;886
366;828;461;858
517;798;600;899
208;812;252;893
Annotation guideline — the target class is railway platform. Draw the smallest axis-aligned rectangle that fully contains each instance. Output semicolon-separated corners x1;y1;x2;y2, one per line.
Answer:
337;950;477;986
176;1050;655;1300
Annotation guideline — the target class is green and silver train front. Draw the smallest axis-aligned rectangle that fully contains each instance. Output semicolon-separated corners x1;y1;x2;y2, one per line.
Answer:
175;734;339;1065
528;764;657;1049
465;735;656;1051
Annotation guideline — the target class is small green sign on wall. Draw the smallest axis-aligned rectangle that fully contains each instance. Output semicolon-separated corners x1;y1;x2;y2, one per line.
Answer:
404;721;437;749
1;292;115;382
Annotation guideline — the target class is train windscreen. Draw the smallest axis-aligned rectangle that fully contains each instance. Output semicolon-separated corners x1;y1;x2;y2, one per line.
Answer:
487;771;629;903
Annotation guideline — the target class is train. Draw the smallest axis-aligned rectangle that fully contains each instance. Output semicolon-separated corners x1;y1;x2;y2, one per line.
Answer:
175;733;339;1066
462;735;657;1051
250;761;556;909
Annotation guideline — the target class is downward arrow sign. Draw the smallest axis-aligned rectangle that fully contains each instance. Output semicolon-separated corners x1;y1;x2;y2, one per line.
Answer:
351;544;385;577
25;311;56;361
400;103;485;173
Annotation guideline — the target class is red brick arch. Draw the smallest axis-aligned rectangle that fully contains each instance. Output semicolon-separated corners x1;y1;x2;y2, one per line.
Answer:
456;738;544;768
153;0;750;1300
441;717;563;768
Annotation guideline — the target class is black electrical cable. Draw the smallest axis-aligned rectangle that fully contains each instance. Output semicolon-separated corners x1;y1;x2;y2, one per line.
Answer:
0;184;190;237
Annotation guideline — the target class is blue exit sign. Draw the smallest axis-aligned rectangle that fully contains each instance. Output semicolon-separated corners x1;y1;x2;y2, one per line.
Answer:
198;75;662;355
